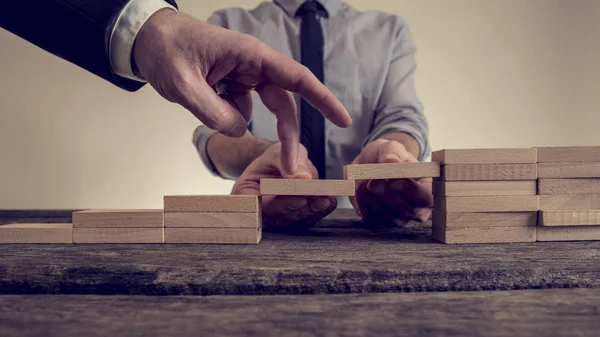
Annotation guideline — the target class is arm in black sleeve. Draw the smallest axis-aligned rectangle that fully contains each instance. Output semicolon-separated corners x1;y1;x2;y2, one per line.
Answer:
0;0;177;92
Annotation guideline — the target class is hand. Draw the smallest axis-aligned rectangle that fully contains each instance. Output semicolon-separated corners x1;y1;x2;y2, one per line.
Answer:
351;139;433;226
233;143;337;228
133;9;352;175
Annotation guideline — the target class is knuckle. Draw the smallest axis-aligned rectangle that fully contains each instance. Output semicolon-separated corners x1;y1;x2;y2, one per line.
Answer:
292;67;311;92
236;35;264;63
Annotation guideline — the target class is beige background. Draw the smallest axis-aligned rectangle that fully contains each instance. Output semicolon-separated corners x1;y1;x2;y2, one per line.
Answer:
1;0;598;209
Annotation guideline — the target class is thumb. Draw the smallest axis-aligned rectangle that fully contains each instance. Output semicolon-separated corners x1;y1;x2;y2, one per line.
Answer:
281;160;313;180
377;141;416;164
175;75;248;137
276;147;315;180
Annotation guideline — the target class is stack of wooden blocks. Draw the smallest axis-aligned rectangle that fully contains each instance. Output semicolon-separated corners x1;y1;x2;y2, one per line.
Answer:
72;210;164;243
431;149;539;244
4;146;600;246
536;147;600;241
163;195;262;244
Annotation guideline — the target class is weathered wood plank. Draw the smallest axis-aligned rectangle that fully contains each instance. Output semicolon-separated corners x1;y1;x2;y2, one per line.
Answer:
1;289;599;337
0;209;599;295
1;229;599;293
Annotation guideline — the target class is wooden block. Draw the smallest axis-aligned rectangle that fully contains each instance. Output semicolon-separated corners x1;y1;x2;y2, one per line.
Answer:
442;164;537;181
539;194;600;210
537;226;600;241
432;211;537;228
432;226;536;244
260;179;355;196
538;179;600;195
72;228;163;243
0;224;72;244
433;180;536;197
164;227;262;244
537;162;600;178
164;195;260;213
164;212;260;228
72;209;163;228
536;146;600;163
343;162;440;180
434;195;539;212
538;210;600;226
432;148;537;164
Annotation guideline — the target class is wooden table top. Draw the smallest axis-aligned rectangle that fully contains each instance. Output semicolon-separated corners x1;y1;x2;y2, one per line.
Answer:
1;288;599;337
1;209;599;295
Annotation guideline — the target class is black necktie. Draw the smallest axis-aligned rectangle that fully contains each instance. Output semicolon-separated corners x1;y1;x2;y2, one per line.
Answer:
297;1;327;179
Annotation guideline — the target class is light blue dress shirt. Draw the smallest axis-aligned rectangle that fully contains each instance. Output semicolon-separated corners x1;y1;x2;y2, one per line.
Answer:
193;0;430;207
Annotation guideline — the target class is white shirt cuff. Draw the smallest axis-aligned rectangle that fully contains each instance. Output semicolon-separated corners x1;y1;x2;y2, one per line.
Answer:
109;0;177;82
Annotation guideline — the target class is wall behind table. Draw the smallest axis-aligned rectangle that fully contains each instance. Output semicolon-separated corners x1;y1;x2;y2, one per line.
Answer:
0;0;598;209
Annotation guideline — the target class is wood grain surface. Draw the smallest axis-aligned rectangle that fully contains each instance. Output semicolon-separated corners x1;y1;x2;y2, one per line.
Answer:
260;179;355;196
164;196;260;213
539;194;600;210
72;210;163;228
432;148;537;164
538;162;600;178
538;179;600;195
344;162;440;180
434;195;539;212
441;164;537;181
433;180;537;196
536;146;600;163
1;208;599;295
0;289;599;337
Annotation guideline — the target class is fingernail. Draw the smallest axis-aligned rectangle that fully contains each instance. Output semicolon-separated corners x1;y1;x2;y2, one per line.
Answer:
291;171;312;179
311;198;331;212
369;182;385;195
288;198;308;210
226;123;246;137
383;154;402;163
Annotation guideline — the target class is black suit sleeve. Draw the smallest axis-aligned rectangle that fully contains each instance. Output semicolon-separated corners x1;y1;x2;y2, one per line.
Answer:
0;0;178;91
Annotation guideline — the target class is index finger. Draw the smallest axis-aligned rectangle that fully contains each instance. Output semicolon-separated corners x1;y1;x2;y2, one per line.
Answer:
260;47;352;128
255;83;300;175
